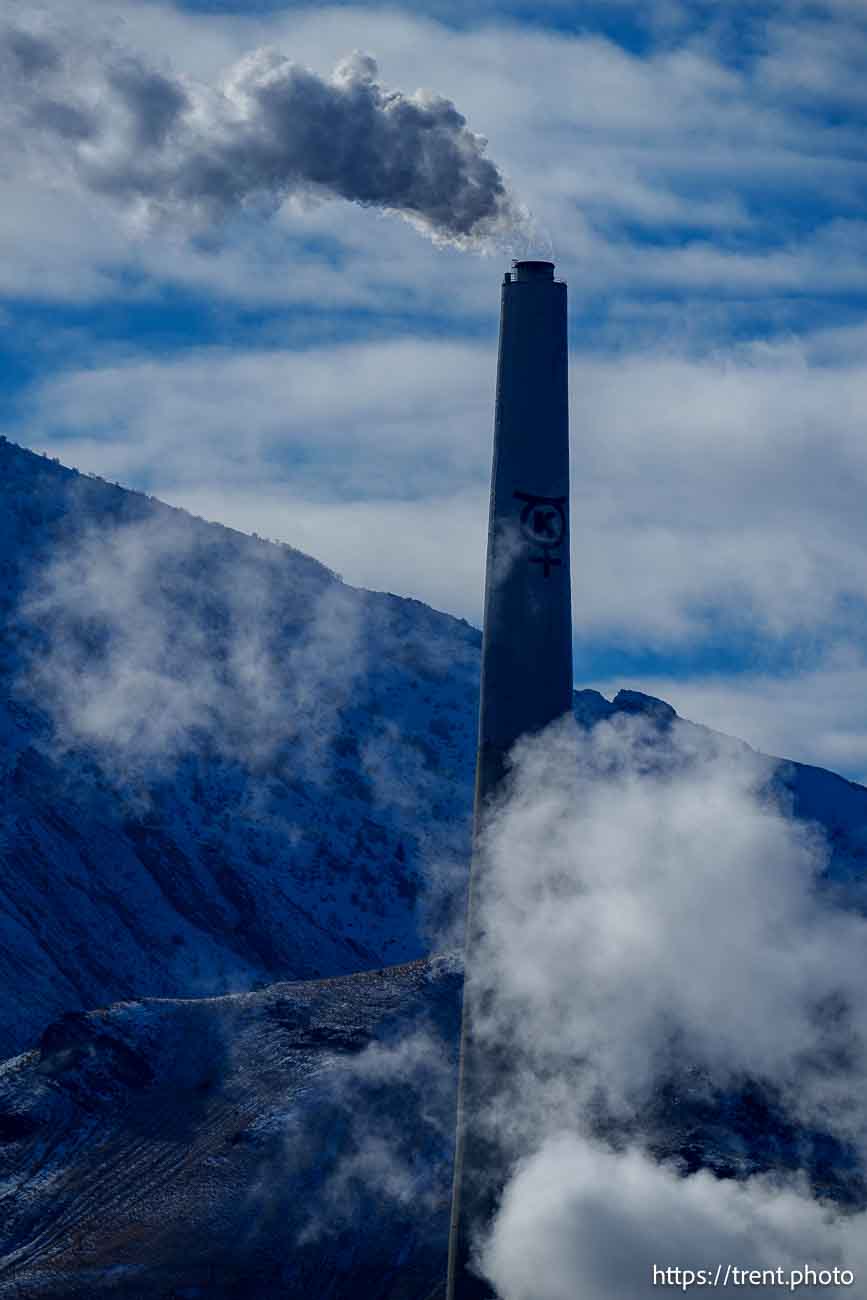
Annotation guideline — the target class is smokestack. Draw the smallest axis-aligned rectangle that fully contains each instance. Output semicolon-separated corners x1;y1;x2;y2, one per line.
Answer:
446;260;572;1299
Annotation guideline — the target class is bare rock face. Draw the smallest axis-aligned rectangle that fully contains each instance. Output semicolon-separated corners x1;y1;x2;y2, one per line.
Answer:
0;957;463;1300
610;689;677;724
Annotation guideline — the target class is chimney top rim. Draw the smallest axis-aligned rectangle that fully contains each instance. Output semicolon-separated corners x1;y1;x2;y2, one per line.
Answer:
510;259;560;284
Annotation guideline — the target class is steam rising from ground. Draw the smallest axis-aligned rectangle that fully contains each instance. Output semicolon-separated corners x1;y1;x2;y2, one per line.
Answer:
17;508;364;780
466;714;867;1297
297;1027;457;1247
0;24;525;248
490;1140;866;1300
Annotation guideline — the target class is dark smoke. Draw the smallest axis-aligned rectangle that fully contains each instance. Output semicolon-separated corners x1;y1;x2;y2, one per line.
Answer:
1;26;525;247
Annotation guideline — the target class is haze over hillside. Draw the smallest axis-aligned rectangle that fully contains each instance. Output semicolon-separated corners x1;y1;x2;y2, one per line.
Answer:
0;437;481;1057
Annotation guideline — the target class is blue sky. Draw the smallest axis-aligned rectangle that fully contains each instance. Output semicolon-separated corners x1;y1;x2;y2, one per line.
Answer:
3;0;867;776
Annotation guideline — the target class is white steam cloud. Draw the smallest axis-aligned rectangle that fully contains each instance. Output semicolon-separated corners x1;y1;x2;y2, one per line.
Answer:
0;24;526;248
17;505;364;780
464;712;867;1297
488;1139;867;1300
297;1026;456;1246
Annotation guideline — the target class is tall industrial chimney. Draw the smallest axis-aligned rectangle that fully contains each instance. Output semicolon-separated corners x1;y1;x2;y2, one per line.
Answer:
446;260;572;1299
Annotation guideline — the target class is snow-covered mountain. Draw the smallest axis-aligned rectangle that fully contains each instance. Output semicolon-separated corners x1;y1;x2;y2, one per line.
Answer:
3;435;867;1064
4;439;867;1296
0;437;479;1058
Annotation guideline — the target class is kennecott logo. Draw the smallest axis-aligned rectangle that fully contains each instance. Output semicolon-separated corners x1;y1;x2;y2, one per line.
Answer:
513;490;566;578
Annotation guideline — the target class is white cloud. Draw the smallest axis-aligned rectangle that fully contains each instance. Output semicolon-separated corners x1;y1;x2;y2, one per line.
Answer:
22;326;867;654
155;486;489;622
17;506;365;778
4;1;867;312
466;713;867;1294
476;716;867;1127
486;1137;866;1300
297;1026;456;1244
756;6;867;112
26;336;494;490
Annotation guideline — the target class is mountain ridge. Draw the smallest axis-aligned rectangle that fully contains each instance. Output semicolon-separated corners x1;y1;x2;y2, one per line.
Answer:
2;436;867;1068
0;437;479;1057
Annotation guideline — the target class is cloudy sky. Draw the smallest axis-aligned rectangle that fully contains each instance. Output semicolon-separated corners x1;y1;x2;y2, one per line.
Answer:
3;0;867;778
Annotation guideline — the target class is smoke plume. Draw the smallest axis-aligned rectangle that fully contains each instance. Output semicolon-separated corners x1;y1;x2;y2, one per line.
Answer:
0;24;525;247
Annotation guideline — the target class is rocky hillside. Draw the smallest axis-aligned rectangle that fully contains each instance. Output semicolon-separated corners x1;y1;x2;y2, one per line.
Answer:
0;438;479;1058
2;435;867;1067
0;957;462;1299
4;438;867;1296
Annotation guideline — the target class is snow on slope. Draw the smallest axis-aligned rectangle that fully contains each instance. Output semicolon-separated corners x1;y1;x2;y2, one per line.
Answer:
4;439;867;1296
0;956;859;1298
0;438;479;1058
0;957;462;1299
3;435;867;1067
